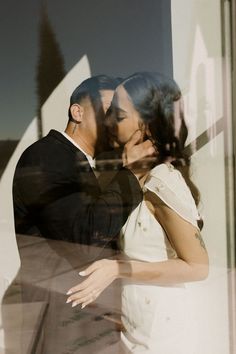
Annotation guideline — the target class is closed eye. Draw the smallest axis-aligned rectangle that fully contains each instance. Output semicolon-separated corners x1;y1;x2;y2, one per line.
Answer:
116;116;126;122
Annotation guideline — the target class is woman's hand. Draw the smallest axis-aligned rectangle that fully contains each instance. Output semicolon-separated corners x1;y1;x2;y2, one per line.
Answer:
66;259;119;309
122;130;157;181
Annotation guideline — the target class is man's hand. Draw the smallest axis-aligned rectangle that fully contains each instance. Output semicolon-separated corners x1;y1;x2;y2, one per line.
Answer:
122;130;157;180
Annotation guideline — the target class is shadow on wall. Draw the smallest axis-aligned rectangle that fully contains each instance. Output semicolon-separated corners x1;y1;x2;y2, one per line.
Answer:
0;140;19;179
36;4;66;137
0;4;66;179
0;1;90;319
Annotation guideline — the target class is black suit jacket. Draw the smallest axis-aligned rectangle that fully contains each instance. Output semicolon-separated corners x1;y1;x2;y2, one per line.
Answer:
13;130;142;245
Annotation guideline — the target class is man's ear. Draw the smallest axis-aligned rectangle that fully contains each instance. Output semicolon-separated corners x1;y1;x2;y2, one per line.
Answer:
70;104;84;123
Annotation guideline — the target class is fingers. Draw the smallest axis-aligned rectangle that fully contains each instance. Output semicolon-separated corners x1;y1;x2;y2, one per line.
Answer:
136;139;156;159
124;129;142;149
67;288;101;309
80;290;101;309
66;259;114;309
67;263;99;295
66;261;101;308
67;276;94;295
79;262;98;277
123;138;157;166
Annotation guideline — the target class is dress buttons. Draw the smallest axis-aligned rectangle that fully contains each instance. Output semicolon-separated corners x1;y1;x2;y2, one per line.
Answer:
167;163;175;171
137;221;147;232
156;180;165;191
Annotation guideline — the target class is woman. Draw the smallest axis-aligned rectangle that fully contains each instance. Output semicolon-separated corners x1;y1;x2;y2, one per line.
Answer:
66;72;209;353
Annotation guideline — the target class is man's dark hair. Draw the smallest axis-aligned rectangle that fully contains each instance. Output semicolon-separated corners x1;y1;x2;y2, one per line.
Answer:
68;75;121;120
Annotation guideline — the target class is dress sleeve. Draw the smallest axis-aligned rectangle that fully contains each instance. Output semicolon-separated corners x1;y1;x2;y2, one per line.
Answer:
143;163;201;229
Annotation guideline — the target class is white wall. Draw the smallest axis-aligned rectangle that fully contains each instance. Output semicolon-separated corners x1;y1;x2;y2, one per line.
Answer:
41;55;91;135
171;0;231;352
0;117;38;351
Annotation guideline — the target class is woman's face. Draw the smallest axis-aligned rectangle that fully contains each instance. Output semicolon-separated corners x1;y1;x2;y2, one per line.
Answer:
107;85;144;146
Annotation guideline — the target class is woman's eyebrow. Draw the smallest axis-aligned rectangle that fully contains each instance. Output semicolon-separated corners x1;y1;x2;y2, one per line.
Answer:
113;106;127;114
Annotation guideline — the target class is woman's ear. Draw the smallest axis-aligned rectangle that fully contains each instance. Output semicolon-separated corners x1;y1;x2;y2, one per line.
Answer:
70;104;84;123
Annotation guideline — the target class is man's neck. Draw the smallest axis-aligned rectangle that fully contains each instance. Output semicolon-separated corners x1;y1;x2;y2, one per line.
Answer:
64;128;95;157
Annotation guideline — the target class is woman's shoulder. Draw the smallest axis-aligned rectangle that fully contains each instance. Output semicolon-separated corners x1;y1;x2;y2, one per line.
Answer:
146;163;186;191
144;163;200;227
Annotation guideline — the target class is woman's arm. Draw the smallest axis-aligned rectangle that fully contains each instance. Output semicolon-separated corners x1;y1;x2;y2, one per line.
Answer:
66;191;209;308
133;190;209;284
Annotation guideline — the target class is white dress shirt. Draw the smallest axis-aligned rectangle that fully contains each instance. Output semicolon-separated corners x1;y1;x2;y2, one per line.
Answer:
61;132;96;169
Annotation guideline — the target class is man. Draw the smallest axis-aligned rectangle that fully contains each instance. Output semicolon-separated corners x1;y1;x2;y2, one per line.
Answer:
13;75;154;245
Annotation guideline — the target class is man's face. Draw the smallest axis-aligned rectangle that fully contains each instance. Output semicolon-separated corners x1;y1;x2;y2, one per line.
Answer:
82;90;115;153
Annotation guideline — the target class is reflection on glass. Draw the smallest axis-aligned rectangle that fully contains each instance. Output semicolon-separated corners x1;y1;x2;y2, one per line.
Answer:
66;73;209;354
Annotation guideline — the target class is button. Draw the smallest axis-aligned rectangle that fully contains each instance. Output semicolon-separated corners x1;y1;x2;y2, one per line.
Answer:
167;163;175;171
156;180;165;190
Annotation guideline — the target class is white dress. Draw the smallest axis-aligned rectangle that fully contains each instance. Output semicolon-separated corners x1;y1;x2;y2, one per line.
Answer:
120;163;201;354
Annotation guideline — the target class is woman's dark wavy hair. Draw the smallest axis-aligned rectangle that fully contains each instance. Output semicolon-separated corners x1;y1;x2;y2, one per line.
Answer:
122;72;202;226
